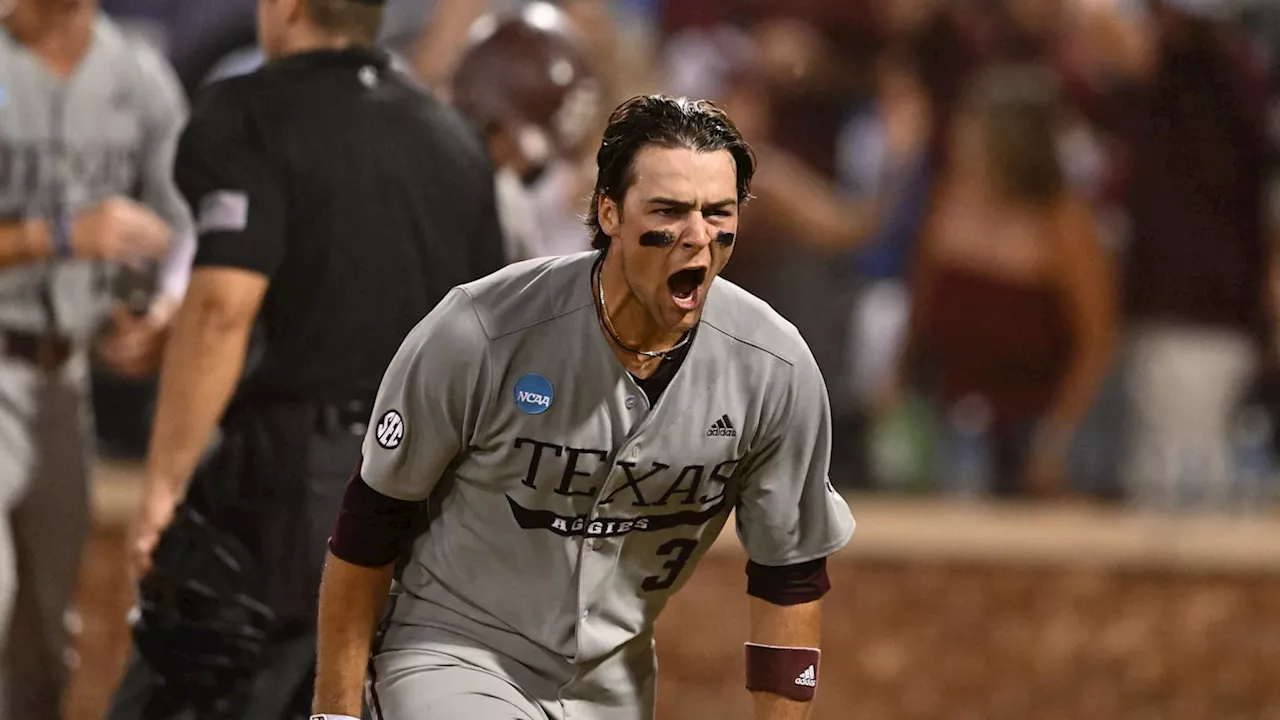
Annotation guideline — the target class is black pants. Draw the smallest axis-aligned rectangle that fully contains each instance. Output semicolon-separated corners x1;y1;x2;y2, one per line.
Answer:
106;398;366;720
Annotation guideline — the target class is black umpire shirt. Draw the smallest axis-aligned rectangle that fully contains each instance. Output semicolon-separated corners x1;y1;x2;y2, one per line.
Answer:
174;46;504;405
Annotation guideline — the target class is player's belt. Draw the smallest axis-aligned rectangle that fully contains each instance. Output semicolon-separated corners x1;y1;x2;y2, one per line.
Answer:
0;329;72;372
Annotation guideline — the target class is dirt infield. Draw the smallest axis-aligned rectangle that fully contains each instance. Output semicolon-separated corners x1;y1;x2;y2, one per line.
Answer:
65;512;1280;720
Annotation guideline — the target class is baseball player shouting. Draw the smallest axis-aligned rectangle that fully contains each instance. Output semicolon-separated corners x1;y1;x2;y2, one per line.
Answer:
313;94;855;720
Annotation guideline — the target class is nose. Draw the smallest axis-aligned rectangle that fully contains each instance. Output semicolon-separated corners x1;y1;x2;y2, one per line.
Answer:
679;212;717;250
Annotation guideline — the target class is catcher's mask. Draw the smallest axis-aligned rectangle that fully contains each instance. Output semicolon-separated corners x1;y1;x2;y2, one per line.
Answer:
131;505;275;715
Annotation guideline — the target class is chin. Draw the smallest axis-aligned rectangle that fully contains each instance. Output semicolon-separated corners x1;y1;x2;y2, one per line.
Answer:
662;305;702;334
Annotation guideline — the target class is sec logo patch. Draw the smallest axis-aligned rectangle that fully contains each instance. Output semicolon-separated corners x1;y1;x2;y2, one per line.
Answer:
514;374;554;415
376;410;405;449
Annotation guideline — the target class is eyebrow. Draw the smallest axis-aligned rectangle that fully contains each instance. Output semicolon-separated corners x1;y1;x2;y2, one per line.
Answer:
646;197;737;211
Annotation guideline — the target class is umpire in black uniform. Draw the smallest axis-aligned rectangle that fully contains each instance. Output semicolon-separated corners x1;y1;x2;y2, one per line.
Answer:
106;0;504;717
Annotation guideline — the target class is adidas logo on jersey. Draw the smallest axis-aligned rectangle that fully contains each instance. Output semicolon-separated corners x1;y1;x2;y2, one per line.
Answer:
795;665;817;687
707;414;737;438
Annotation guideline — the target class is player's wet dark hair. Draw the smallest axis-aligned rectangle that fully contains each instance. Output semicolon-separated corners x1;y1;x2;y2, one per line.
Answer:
584;95;757;251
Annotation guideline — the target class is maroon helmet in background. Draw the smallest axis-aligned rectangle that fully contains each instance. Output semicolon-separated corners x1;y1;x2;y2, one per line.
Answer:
451;2;603;182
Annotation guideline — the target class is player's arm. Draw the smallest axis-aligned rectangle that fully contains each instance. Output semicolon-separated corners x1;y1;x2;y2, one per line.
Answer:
314;288;491;716
0;203;171;271
735;341;856;720
130;95;288;579
134;40;198;312
95;44;200;376
749;144;881;253
0;221;56;268
748;594;822;720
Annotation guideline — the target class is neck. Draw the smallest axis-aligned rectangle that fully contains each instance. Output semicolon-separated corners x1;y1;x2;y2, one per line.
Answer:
6;0;94;50
597;251;687;356
276;27;357;59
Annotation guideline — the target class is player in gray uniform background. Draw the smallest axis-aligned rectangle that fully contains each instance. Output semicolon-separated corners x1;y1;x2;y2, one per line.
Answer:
312;95;855;720
0;0;191;714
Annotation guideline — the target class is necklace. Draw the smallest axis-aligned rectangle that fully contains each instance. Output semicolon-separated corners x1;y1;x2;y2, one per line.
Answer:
595;258;692;359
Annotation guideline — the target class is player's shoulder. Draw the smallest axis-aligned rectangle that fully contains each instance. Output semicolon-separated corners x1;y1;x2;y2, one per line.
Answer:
91;15;142;57
701;277;816;371
93;16;184;99
458;252;597;341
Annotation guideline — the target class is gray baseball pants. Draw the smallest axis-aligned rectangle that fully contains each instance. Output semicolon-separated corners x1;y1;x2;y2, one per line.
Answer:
0;353;94;719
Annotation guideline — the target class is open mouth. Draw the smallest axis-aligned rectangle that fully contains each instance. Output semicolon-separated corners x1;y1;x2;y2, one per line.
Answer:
667;266;708;311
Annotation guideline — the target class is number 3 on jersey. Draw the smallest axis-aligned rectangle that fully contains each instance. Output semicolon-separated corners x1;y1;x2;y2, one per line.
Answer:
641;538;700;592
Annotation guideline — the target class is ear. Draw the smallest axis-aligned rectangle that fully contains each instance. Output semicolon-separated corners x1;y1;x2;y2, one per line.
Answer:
598;194;621;239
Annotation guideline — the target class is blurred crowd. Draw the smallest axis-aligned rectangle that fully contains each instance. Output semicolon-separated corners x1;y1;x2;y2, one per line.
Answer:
89;0;1280;514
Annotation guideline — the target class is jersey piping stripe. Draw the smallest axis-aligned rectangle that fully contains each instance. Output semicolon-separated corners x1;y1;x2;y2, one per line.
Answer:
507;495;729;536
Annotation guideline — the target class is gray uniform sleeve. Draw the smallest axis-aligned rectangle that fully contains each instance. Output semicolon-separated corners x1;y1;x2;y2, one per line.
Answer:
361;287;491;501
734;344;856;567
131;39;195;242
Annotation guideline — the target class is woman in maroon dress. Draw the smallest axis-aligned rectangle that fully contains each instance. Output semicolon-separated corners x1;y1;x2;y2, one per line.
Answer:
889;64;1117;498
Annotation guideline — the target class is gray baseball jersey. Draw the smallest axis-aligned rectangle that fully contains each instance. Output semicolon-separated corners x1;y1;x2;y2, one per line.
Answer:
0;17;192;343
361;250;855;717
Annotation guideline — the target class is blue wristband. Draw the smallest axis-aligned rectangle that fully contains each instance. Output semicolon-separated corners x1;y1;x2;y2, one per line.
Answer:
51;212;73;259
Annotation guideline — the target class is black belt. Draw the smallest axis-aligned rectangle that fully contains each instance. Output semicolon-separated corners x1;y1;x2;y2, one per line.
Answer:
2;330;72;372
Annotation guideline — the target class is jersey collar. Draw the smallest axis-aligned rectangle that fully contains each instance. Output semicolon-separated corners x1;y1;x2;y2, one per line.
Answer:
266;46;392;75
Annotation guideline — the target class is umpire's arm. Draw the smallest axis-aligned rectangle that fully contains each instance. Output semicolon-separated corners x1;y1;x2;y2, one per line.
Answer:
315;288;491;716
734;342;856;720
131;88;286;579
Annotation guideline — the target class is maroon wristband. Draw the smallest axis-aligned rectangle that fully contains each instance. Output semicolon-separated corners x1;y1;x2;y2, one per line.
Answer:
744;642;821;702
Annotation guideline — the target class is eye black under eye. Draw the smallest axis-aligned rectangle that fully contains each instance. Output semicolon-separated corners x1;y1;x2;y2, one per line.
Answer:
640;230;677;248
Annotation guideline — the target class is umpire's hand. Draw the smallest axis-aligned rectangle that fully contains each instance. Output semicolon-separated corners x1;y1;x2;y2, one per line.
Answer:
73;196;172;269
96;297;178;379
128;484;179;583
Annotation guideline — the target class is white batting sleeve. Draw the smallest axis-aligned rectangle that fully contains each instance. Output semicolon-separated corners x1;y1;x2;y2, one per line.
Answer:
360;287;492;501
157;230;196;302
733;343;856;567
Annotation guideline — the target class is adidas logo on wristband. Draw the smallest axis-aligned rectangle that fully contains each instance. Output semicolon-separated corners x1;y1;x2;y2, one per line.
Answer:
794;664;817;687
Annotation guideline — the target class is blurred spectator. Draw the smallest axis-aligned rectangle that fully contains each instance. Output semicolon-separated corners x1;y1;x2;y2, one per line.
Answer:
380;0;521;89
1081;0;1272;508
392;0;650;105
838;48;935;405
448;2;603;262
885;64;1117;498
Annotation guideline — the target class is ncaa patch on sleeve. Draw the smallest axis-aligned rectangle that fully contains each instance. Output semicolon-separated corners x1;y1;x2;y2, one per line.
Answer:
514;374;554;415
196;190;249;234
375;410;405;449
